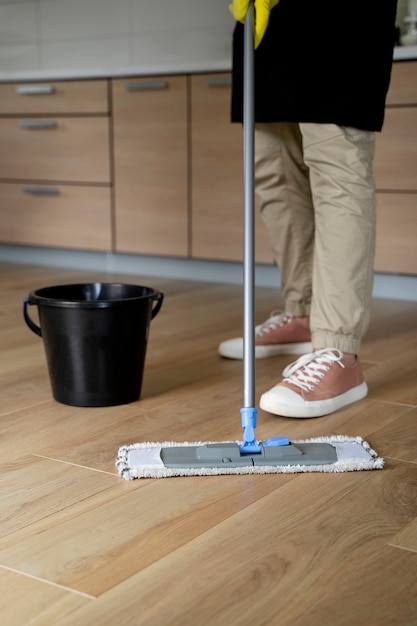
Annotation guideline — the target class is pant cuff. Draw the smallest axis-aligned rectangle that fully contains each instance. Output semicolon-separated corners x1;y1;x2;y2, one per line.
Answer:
311;331;361;355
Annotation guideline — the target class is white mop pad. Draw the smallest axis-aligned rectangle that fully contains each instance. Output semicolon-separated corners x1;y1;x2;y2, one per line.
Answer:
115;436;384;480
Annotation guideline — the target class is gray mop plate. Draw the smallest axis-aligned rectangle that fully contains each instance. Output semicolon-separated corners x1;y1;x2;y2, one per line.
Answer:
160;441;338;469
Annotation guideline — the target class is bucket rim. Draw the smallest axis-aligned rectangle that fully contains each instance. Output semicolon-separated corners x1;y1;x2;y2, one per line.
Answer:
27;282;161;308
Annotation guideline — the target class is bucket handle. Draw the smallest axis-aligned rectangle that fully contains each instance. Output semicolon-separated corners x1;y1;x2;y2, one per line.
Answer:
23;297;42;337
151;292;164;319
23;291;163;335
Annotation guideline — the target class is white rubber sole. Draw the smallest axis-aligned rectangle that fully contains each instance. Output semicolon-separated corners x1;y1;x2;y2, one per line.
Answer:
259;382;368;418
218;340;313;360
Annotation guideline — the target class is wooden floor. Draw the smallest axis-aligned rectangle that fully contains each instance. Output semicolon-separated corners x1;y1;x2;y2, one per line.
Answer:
1;262;417;626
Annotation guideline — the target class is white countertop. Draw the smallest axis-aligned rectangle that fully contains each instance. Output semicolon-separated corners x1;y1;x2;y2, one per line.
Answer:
0;59;232;83
394;44;417;59
0;47;415;83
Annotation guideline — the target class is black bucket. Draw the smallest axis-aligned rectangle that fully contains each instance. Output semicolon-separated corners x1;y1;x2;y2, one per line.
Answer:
23;283;164;407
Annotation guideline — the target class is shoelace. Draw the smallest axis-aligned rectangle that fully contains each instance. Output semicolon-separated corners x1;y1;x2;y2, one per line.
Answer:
282;348;345;393
256;310;292;337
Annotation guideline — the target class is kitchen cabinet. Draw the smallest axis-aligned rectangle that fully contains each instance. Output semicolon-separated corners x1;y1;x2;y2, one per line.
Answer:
112;76;188;257
0;80;112;251
190;73;272;264
0;61;414;274
374;60;417;274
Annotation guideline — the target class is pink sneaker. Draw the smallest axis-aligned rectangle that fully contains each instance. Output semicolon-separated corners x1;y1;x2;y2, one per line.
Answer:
260;348;368;418
218;311;312;360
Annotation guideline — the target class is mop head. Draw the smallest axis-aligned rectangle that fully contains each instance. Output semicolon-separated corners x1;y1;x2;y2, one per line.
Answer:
115;436;384;480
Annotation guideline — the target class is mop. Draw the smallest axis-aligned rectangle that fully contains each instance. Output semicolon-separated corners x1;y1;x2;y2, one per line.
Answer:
116;4;384;480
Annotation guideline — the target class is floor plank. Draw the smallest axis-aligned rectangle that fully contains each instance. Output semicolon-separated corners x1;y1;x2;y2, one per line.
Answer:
389;516;417;552
369;406;417;464
0;568;91;626
290;546;417;626
1;456;119;538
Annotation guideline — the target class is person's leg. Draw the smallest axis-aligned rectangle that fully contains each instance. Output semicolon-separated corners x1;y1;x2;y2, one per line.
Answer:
302;124;376;355
218;122;314;359
256;122;314;317
260;124;376;417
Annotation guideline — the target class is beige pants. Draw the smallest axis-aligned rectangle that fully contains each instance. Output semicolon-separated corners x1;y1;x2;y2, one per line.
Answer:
255;122;376;354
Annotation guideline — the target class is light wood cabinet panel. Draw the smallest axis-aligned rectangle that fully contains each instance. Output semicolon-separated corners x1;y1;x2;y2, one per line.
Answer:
0;117;110;183
385;60;417;105
112;76;188;257
0;79;112;251
0;80;109;115
190;73;272;264
0;183;112;251
373;59;417;275
375;193;417;274
374;107;417;191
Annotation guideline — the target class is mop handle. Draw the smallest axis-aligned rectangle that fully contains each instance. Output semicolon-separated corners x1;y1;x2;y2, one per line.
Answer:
242;3;255;410
240;3;290;453
239;2;260;453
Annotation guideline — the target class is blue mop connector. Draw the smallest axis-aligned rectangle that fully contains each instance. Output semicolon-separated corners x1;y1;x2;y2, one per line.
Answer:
263;436;290;447
240;407;261;454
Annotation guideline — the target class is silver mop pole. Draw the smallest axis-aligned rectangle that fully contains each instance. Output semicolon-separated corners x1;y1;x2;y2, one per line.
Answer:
240;3;259;452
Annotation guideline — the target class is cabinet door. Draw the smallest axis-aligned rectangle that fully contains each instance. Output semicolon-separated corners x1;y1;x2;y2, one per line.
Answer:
373;60;417;276
385;60;417;105
0;80;109;115
0;183;112;251
112;76;188;257
374;107;417;191
374;192;417;275
190;73;272;264
0;117;110;183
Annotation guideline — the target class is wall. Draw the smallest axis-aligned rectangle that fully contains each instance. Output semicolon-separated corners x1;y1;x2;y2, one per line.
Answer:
0;0;414;76
0;0;234;75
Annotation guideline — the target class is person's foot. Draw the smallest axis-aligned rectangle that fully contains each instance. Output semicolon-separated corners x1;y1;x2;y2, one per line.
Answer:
218;311;312;359
259;348;368;418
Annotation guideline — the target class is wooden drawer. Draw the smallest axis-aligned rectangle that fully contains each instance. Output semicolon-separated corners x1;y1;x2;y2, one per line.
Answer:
112;75;188;257
0;117;110;183
386;61;417;106
0;182;112;251
190;73;272;264
375;192;417;275
0;80;109;115
374;107;417;191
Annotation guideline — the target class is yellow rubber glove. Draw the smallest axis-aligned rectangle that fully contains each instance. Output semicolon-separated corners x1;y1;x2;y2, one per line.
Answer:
229;0;279;48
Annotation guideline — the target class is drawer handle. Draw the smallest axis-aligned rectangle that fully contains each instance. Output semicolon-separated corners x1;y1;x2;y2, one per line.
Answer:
16;85;55;95
18;120;57;130
124;80;169;92
22;186;60;196
206;77;232;88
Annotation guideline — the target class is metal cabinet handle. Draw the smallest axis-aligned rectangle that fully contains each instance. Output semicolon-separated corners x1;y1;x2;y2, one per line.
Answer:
16;85;55;95
206;77;232;88
124;80;169;92
18;120;57;130
22;186;60;196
